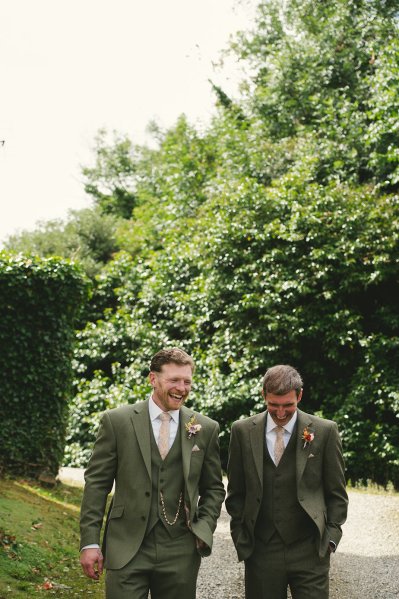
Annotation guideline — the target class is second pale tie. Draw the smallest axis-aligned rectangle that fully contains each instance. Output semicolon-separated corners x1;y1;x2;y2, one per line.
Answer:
158;412;172;460
274;425;285;466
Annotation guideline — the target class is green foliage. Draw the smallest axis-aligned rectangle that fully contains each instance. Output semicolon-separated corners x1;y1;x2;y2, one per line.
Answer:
116;115;217;256
232;0;399;189
338;334;399;490
82;129;138;218
0;253;90;477
65;162;399;485
4;207;121;278
10;0;394;488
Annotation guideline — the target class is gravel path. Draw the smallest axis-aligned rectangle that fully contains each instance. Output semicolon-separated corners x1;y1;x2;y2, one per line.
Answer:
197;490;399;599
59;470;399;598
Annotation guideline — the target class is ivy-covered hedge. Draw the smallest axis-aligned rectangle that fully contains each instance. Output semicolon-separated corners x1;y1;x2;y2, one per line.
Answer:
0;253;90;478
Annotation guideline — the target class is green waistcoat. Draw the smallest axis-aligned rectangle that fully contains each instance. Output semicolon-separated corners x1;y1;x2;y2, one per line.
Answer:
255;425;316;545
146;423;187;538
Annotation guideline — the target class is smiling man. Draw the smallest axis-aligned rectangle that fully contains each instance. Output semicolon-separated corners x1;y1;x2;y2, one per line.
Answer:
80;347;225;599
226;364;348;599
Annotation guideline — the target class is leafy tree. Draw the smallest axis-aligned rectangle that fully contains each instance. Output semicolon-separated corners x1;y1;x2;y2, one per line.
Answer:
231;0;399;188
82;129;138;218
5;207;121;278
26;0;397;488
117;115;217;256
66;160;399;483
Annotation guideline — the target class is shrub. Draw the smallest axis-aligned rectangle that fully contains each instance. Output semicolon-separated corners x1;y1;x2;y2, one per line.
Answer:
0;252;90;477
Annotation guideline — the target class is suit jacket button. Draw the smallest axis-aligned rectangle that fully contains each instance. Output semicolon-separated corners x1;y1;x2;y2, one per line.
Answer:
145;491;150;497
141;516;146;521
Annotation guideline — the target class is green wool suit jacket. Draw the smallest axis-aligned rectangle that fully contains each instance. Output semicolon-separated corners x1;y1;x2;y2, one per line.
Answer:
226;408;348;561
80;400;225;570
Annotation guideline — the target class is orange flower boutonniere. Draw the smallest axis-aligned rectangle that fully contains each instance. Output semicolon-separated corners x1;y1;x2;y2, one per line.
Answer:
302;427;315;449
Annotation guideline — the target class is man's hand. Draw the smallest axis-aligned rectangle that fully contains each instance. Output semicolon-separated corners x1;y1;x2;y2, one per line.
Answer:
80;547;104;580
195;537;208;552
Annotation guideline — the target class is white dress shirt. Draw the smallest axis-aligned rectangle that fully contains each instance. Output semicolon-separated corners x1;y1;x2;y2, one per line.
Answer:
148;395;180;448
265;411;298;465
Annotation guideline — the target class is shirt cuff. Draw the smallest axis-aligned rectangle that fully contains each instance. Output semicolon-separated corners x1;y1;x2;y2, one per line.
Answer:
81;544;100;551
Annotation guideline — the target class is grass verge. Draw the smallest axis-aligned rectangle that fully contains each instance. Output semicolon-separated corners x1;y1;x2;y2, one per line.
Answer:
0;478;105;598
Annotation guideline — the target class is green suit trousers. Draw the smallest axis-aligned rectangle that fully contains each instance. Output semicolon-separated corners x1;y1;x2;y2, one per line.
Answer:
105;522;201;599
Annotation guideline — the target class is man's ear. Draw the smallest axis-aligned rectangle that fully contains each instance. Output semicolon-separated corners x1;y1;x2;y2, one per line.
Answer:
149;371;156;387
297;389;303;404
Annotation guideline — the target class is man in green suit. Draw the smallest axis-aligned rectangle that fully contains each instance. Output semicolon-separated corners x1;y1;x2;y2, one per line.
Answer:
80;347;225;599
226;364;348;599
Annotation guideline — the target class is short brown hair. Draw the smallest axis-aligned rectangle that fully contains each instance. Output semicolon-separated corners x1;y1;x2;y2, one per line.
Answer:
150;347;195;373
262;364;303;397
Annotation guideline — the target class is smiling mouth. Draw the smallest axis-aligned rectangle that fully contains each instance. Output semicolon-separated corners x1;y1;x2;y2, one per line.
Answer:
169;393;183;401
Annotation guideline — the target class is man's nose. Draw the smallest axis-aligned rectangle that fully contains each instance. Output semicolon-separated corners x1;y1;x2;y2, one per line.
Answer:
175;380;185;392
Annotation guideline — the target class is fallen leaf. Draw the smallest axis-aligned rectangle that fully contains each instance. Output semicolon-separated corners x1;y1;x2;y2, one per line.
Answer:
42;580;53;590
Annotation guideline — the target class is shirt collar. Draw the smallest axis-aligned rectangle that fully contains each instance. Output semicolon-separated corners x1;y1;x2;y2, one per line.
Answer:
266;410;298;434
149;395;180;424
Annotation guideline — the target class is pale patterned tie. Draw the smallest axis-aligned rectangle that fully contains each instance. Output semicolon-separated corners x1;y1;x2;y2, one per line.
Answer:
274;425;285;466
158;412;172;460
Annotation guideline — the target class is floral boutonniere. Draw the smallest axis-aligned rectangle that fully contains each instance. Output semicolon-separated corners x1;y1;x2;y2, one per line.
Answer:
302;427;315;449
185;415;202;439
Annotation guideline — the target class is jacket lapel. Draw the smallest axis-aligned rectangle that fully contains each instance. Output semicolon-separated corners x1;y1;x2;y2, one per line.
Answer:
180;406;195;486
131;400;151;480
296;409;313;483
250;412;266;487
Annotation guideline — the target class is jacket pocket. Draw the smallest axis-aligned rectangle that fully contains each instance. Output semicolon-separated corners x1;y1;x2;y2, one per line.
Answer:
109;505;124;519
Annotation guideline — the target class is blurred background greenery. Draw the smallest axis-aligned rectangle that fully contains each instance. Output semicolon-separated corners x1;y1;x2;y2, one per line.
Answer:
2;0;398;488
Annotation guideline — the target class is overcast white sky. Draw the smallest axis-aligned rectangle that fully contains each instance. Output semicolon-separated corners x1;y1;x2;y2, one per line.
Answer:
0;0;256;245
